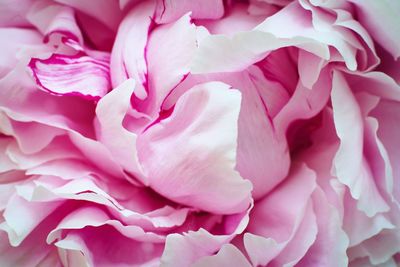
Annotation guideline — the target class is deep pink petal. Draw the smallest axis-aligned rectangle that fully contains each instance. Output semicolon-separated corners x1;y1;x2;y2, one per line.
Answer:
29;52;111;100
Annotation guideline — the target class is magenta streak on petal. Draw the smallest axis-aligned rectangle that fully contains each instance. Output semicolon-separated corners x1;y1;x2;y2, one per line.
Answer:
130;13;157;109
43;30;81;46
28;52;111;101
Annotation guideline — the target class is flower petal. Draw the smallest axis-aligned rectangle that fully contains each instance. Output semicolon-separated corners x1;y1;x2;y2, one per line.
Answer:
191;244;252;267
155;0;224;24
348;0;400;59
138;82;252;214
29;52;111;100
331;71;390;217
94;79;144;182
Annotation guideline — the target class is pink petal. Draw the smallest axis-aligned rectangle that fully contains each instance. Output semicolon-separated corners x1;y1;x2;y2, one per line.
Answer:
348;0;400;59
0;223;61;267
297;188;349;267
94;79;144;183
55;225;163;267
0;194;61;246
274;68;331;137
227;69;290;198
161;209;250;267
144;13;197;118
110;1;154;94
27;0;83;44
191;244;252;267
160;69;290;199
155;0;224;24
138;82;252;214
0;0;33;27
54;0;122;32
196;2;265;36
371;99;400;205
331;71;389;217
29;52;111;100
0;28;41;77
245;164;317;265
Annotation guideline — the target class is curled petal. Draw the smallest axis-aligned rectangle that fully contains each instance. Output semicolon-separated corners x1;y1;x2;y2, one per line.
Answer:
331;71;389;217
138;82;252;214
29;52;111;100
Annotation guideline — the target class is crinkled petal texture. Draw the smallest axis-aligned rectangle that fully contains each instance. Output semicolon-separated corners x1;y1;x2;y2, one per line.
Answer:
1;0;400;266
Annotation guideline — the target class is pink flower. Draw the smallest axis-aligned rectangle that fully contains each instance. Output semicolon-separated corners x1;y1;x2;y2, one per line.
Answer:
0;0;399;266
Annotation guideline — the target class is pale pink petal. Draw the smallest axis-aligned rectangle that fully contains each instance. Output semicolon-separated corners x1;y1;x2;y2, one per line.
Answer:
155;0;224;24
300;0;379;71
0;28;41;77
144;13;197;117
349;256;398;267
331;71;390;217
274;68;331;137
191;244;252;267
269;200;317;266
160;209;250;267
226;69;290;198
138;82;252;214
297;188;349;267
0;194;62;246
255;2;358;70
348;228;400;265
191;28;329;74
343;192;395;247
160;69;290;199
47;207;165;245
298;50;326;88
344;71;400;102
0;226;60;267
348;0;400;59
191;2;333;74
26;0;83;44
5;119;64;154
196;3;265;36
94;79;144;182
371;99;400;205
110;1;154;93
5;136;82;170
245;164;317;266
17;175;190;232
0;0;33;27
0;65;97;138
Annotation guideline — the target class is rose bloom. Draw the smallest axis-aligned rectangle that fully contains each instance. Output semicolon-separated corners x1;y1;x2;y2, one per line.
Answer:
0;0;400;266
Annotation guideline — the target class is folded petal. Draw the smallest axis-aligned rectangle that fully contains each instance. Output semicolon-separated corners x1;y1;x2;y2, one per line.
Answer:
138;82;252;214
0;28;41;77
161;208;250;267
297;188;349;267
54;0;122;32
95;79;144;182
245;163;317;266
370;99;400;205
348;0;400;59
191;244;252;267
331;71;389;217
110;1;154;93
27;0;83;44
144;13;197;117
